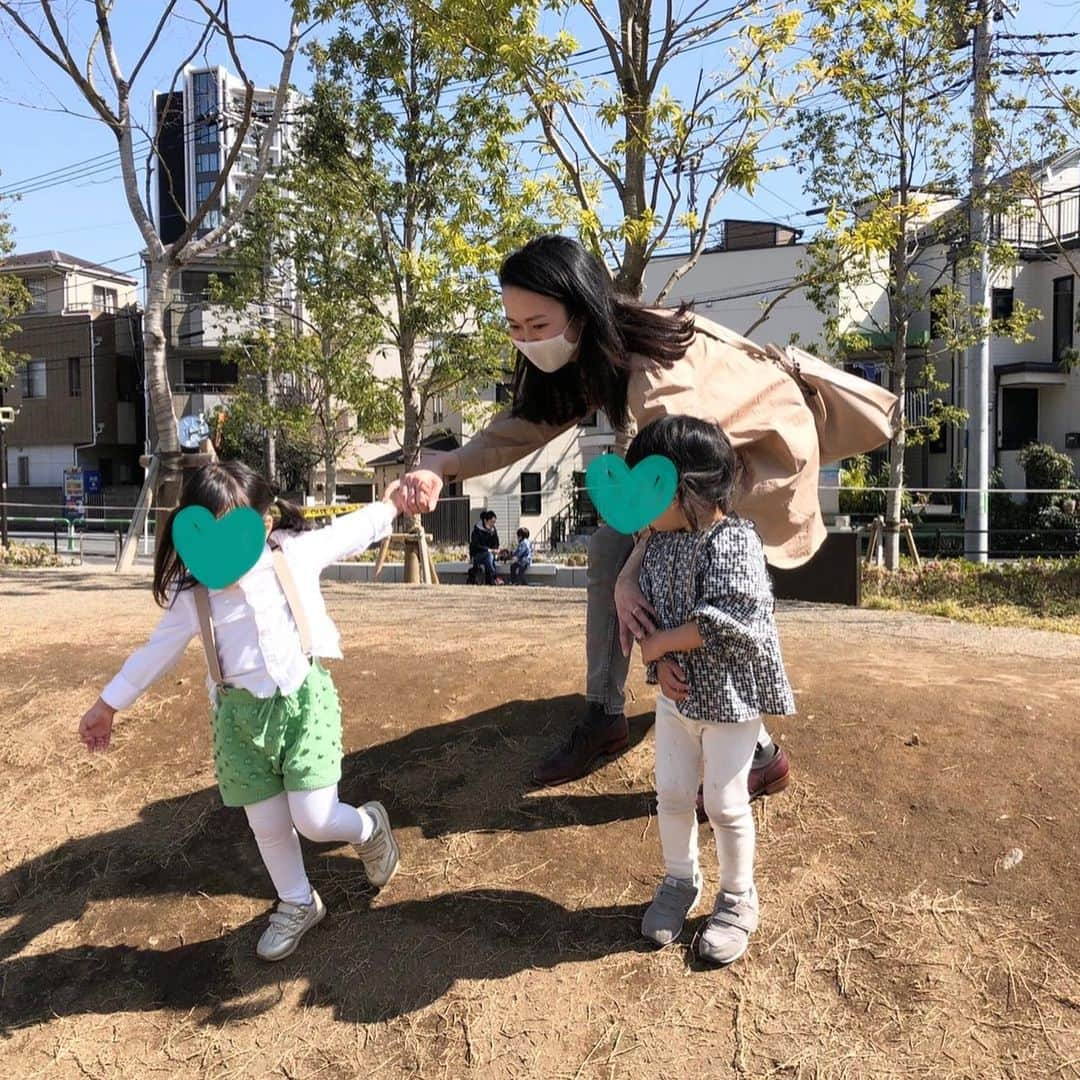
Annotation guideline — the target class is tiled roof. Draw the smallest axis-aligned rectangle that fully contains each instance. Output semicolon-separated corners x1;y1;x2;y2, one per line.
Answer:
1;250;138;283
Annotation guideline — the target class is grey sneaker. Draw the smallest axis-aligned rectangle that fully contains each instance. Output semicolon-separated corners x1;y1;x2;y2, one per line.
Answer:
256;890;326;962
355;801;400;888
642;873;702;946
697;886;759;966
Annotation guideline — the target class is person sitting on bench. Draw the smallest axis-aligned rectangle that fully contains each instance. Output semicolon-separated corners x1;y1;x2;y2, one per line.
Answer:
468;510;500;585
509;527;533;585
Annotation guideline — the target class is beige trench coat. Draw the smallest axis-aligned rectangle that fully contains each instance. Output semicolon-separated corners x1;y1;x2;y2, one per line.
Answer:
441;314;826;569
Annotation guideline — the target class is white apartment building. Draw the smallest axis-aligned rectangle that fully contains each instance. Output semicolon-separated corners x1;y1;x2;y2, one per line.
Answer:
644;162;1080;496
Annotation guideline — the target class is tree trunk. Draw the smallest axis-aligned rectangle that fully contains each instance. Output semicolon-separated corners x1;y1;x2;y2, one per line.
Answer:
145;260;182;535
265;358;276;483
400;330;423;584
612;3;649;299
885;332;908;571
322;387;337;505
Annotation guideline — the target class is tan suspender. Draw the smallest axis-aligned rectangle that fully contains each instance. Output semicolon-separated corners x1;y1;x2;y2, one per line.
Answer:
194;538;313;689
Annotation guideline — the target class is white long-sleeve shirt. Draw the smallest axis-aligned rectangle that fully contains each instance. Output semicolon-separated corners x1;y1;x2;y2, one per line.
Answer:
101;502;395;711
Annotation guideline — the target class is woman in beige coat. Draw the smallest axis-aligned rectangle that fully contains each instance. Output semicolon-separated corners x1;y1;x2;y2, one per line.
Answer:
401;235;823;789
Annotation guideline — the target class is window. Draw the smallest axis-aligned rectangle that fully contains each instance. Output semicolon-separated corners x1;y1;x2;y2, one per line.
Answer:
181;357;238;386
991;287;1014;322
192;71;217;119
21;359;46;399
17;456;29;486
520;471;542;516
194;121;217;145
68;356;81;397
195;151;219;175
1052;275;1075;362
92;286;117;312
25;276;47;312
999;387;1038;451
195;180;219;205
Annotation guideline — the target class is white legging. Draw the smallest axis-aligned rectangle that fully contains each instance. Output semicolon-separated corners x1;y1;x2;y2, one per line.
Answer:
244;786;375;907
654;694;759;895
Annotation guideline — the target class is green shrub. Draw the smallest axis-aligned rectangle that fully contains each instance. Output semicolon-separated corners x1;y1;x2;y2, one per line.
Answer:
863;557;1080;622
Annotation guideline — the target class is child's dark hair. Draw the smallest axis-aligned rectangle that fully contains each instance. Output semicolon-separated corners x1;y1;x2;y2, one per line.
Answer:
153;460;308;607
480;510;496;524
517;527;530;540
624;415;739;530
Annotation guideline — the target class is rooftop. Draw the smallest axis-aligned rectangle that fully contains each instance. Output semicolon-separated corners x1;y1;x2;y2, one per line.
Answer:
1;250;138;284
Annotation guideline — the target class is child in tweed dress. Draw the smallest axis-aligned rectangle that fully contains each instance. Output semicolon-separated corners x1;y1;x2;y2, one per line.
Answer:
628;415;796;965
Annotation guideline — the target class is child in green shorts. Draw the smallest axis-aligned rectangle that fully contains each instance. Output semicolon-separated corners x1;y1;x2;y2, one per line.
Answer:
79;461;408;961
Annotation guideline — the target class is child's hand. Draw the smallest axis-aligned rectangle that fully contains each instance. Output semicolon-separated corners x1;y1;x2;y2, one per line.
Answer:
382;479;408;515
79;698;116;753
639;630;669;665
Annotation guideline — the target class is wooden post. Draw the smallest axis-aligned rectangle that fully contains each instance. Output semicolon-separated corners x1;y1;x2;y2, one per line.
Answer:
116;454;160;572
417;527;432;586
372;536;392;581
901;520;922;568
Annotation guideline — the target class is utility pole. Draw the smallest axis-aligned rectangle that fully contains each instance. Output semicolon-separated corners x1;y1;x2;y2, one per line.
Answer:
964;0;994;562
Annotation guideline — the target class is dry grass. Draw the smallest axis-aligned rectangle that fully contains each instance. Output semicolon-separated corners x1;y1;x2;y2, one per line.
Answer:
0;577;1077;1078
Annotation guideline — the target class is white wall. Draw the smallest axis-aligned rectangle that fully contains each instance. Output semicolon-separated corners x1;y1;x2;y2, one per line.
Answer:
642;245;831;350
5;444;73;487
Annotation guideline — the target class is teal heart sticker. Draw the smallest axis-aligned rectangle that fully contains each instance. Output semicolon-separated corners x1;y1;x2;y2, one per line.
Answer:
172;506;267;589
585;453;679;535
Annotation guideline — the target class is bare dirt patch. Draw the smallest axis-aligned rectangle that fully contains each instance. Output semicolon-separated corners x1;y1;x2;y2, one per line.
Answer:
0;570;1077;1078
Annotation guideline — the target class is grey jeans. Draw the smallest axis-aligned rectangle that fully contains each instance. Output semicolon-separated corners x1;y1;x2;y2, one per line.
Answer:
585;525;636;716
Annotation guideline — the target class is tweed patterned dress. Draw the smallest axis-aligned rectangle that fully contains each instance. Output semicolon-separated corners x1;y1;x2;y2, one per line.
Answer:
639;516;795;724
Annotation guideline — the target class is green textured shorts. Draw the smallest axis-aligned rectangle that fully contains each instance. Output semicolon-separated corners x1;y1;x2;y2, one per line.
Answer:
211;661;343;808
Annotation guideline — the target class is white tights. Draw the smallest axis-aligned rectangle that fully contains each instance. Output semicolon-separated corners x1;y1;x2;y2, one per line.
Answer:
244;786;375;907
654;694;759;895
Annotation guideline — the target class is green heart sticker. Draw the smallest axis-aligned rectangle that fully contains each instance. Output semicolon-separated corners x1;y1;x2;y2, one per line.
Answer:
172;506;267;589
585;453;678;535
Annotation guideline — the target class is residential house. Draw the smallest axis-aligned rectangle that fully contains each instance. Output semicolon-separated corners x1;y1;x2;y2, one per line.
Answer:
643;177;1080;499
0;250;145;507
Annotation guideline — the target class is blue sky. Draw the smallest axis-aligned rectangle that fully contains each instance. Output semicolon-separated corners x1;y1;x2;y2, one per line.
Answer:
1;0;1077;289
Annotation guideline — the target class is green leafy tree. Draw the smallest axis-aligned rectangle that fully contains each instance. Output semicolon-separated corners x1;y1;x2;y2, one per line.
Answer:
304;0;547;477
214;162;399;503
0;200;30;383
429;0;809;300
0;1;315;550
794;0;1037;569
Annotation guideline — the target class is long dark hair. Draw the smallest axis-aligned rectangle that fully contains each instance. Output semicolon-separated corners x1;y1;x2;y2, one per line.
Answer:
625;415;738;530
499;236;696;428
153;460;308;607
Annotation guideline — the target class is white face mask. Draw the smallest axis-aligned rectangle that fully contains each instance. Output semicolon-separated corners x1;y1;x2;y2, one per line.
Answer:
511;324;580;373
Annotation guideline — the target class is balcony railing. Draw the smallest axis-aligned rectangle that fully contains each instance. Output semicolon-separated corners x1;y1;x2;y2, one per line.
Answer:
991;186;1080;251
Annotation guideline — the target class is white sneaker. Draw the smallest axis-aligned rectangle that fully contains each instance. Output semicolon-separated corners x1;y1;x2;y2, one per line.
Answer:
256;890;326;962
355;801;400;888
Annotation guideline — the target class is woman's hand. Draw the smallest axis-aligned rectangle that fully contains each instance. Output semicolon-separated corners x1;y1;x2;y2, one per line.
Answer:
656;658;690;702
614;574;657;656
79;698;116;753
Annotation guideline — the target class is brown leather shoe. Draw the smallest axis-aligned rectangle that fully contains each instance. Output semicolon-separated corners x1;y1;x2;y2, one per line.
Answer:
695;744;791;822
749;744;790;801
532;706;629;786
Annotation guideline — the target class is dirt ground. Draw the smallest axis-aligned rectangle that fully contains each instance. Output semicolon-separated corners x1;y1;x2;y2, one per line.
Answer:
0;570;1077;1080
